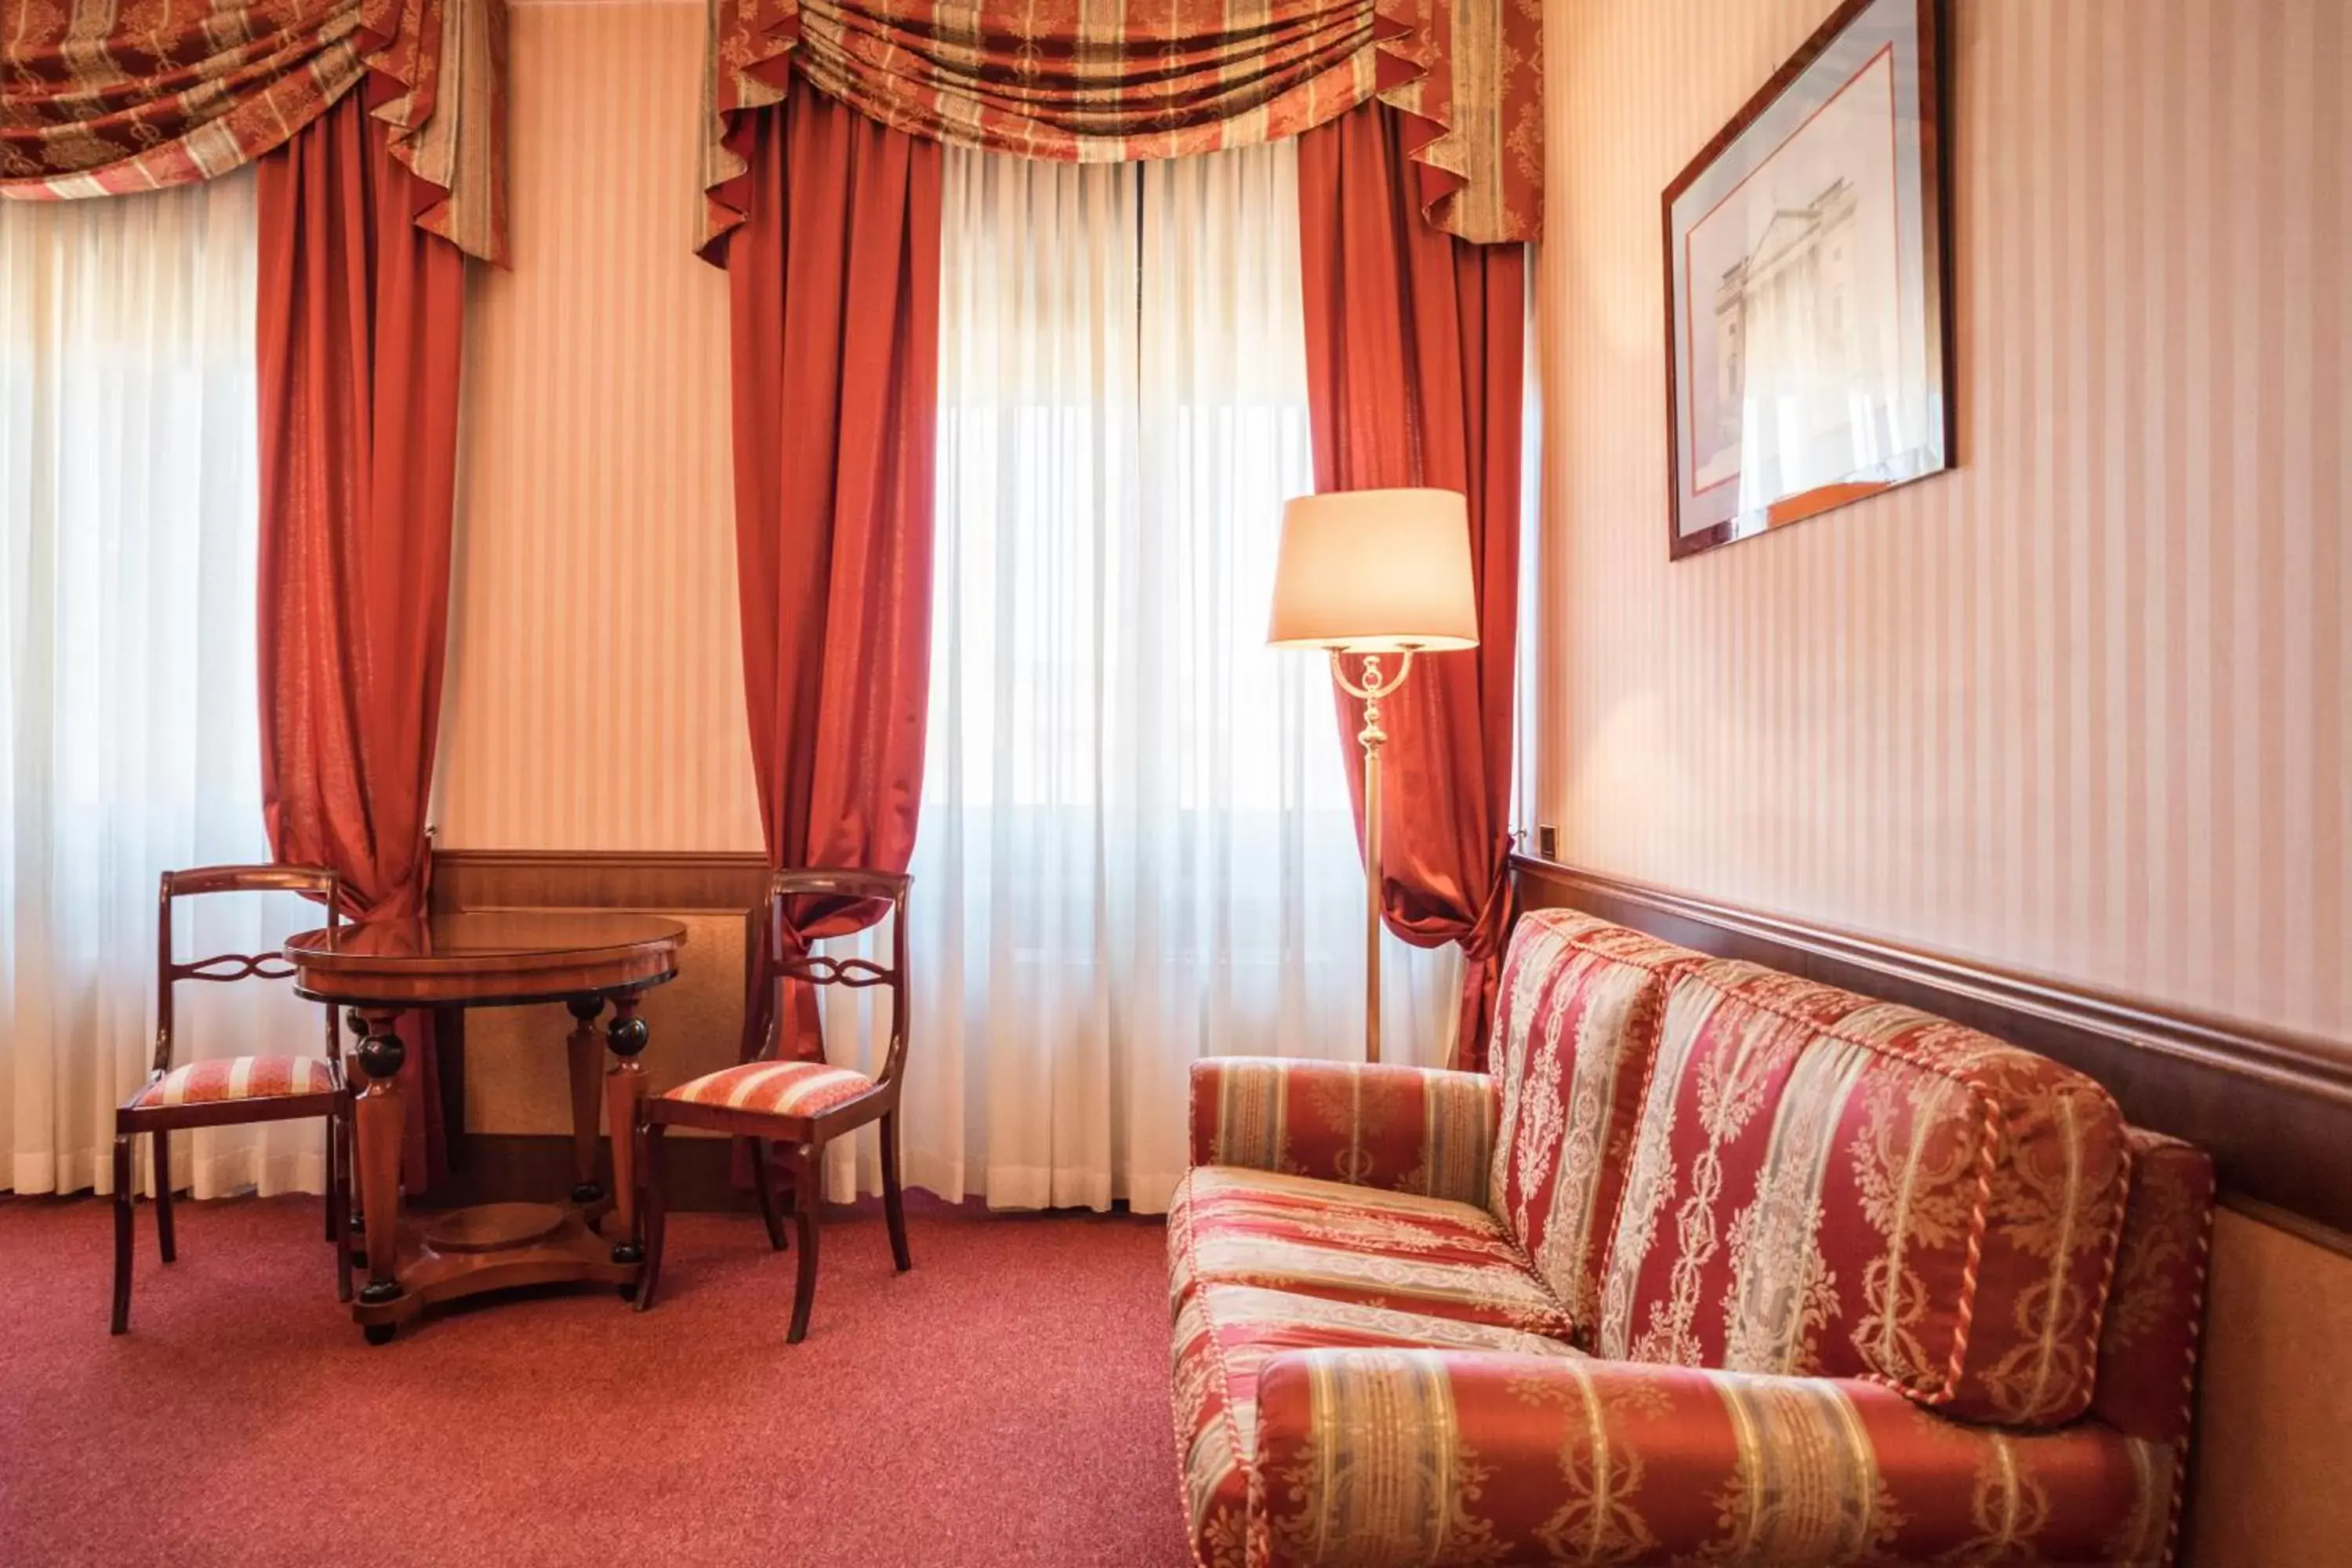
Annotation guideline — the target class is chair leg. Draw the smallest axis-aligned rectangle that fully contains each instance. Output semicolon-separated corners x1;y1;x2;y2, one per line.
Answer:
111;1134;134;1335
325;1111;339;1242
748;1136;786;1252
880;1113;911;1273
329;1111;353;1305
633;1121;667;1312
787;1143;822;1344
152;1129;176;1264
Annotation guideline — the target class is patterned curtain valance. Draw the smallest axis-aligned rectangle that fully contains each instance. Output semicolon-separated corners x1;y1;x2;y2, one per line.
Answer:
701;0;1540;260
1;0;507;263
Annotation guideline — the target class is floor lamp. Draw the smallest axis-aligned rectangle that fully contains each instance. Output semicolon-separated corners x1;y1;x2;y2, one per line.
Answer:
1267;488;1479;1063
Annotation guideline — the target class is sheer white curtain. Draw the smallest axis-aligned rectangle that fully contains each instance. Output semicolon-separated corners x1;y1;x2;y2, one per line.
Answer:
1;173;327;1200
815;140;1455;1215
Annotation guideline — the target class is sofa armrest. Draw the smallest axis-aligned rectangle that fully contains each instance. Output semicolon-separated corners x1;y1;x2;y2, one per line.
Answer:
2093;1128;2216;1446
1189;1057;1495;1207
1247;1351;2179;1568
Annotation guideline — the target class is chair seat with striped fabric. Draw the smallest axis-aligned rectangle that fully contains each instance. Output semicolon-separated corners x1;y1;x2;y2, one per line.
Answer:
635;869;915;1345
129;1055;336;1109
662;1060;877;1119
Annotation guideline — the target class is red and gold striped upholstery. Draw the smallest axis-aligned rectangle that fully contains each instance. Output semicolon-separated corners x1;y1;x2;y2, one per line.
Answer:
130;1056;335;1109
2093;1131;2216;1445
1188;1057;1495;1204
1248;1352;2177;1568
1169;1166;1574;1338
661;1060;875;1119
1167;914;2209;1568
1597;960;2132;1427
1170;1280;1585;1568
1486;908;1704;1332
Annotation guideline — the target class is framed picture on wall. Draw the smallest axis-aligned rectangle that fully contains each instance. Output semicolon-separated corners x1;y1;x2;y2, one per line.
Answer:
1664;0;1953;560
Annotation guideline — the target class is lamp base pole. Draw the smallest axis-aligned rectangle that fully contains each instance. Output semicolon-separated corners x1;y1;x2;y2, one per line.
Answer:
1362;717;1383;1065
1335;650;1414;1065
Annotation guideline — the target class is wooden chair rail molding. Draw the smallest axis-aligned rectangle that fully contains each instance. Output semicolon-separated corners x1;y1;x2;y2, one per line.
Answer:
430;849;774;916
1512;854;2352;1253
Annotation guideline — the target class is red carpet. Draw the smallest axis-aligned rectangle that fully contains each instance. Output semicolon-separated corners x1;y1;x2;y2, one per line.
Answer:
0;1192;1189;1567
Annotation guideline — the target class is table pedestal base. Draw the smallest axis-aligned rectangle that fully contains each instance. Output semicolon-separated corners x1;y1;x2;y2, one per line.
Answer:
335;984;666;1345
350;1203;640;1341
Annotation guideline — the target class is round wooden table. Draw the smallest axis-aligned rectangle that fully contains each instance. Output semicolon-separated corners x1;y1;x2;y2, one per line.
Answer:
284;912;687;1343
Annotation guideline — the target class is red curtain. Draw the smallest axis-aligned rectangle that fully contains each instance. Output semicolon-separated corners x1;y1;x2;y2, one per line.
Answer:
725;73;943;1065
256;90;467;1190
1296;102;1525;1073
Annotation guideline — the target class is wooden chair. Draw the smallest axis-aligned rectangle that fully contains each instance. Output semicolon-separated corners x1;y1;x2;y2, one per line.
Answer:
113;866;353;1334
634;869;912;1342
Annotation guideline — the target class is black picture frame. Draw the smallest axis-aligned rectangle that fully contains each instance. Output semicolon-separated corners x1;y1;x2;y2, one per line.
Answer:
1663;0;1955;561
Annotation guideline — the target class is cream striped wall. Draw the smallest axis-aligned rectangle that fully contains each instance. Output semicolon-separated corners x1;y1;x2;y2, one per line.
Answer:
435;0;762;851
1537;0;2350;1044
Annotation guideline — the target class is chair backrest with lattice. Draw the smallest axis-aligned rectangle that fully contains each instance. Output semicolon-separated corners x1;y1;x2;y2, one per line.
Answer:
154;865;341;1077
767;869;911;1088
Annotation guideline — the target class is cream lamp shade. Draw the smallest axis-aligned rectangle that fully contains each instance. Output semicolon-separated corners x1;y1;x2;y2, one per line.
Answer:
1266;488;1479;652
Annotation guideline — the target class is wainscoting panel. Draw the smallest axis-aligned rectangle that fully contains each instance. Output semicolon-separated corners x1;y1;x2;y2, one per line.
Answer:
431;851;767;1208
457;912;746;1136
2187;1209;2352;1566
436;0;761;853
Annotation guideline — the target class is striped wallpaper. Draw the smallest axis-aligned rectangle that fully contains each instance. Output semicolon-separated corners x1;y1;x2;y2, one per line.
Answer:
434;0;762;851
1536;0;2350;1043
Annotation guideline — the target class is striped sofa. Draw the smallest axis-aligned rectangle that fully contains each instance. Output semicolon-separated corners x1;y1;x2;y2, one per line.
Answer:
1167;909;2214;1568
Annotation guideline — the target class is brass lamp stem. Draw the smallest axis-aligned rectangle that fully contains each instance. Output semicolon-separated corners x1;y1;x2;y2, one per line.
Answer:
1331;648;1416;1064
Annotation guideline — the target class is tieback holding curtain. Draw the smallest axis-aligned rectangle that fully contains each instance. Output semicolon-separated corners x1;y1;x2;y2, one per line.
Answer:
1;0;507;262
701;0;1541;260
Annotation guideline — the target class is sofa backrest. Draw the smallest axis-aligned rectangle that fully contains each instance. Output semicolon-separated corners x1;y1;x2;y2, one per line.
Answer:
1485;909;1704;1332
1595;959;2132;1428
2092;1127;2216;1443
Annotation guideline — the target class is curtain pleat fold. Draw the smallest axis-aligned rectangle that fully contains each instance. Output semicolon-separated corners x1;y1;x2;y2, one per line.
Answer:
256;90;466;1191
727;74;943;1068
700;0;1541;258
1296;102;1524;1070
2;0;508;265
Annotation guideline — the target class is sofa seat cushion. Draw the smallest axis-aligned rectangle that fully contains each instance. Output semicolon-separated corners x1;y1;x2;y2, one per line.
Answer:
1247;1352;2178;1568
1170;1166;1573;1338
1171;1281;1584;1568
1486;908;1705;1330
130;1056;335;1109
1599;960;2132;1428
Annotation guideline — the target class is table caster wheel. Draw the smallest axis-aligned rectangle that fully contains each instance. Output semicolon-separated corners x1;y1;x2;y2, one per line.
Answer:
364;1323;397;1346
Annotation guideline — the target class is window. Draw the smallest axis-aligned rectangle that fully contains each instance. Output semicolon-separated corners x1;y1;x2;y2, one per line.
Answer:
1;175;320;1199
815;141;1457;1214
